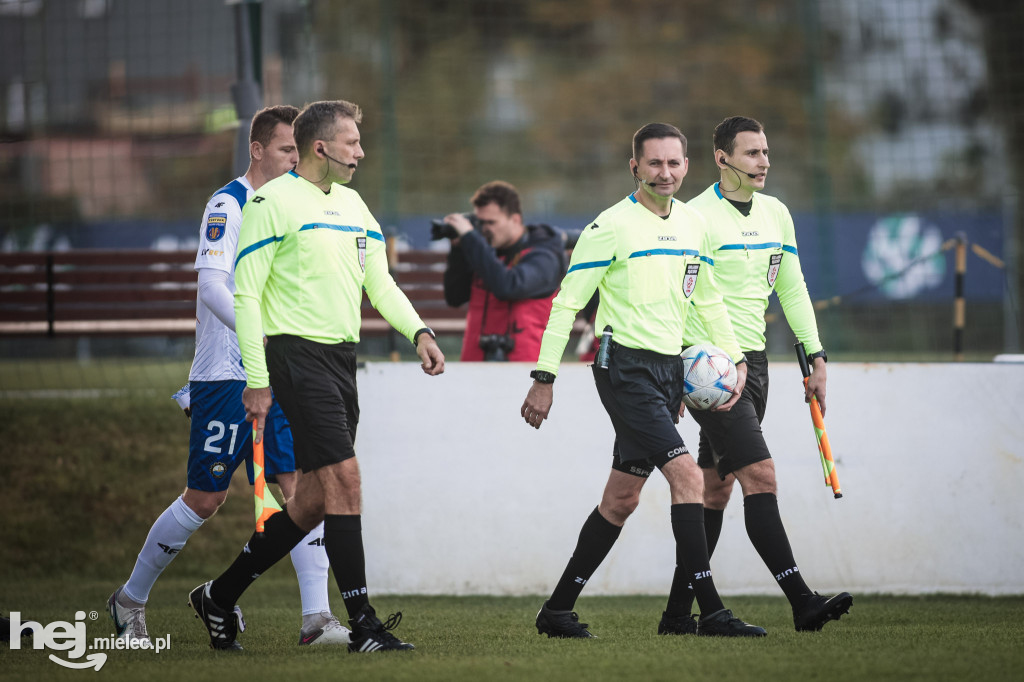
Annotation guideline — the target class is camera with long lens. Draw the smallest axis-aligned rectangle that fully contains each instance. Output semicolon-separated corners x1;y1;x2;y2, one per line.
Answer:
430;212;481;241
479;334;515;361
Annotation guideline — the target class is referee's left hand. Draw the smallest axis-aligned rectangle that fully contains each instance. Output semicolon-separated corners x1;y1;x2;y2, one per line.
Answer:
805;356;827;416
242;386;273;443
416;336;446;376
714;361;748;412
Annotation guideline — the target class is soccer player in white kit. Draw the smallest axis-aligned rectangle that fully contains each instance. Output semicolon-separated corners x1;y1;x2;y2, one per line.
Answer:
108;106;349;647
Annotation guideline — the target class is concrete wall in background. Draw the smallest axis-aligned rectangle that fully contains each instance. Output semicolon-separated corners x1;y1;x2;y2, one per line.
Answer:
354;362;1024;596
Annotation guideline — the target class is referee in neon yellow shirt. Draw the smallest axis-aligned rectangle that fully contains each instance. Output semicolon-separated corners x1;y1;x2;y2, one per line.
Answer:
188;100;444;653
521;123;766;639
661;116;852;634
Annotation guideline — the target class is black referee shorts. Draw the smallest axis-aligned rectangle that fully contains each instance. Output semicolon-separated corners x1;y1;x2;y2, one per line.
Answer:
593;342;690;479
690;350;772;479
265;334;359;473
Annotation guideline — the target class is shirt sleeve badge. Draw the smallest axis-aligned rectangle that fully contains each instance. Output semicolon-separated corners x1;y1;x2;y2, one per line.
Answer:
205;213;228;242
356;236;366;272
767;253;783;287
683;263;700;298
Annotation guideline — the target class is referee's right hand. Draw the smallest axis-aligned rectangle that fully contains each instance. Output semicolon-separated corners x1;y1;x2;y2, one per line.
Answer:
521;383;553;429
242;386;273;443
416;336;446;376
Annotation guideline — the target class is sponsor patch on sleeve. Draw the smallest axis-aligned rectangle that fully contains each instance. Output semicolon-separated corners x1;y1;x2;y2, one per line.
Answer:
767;253;782;287
206;213;228;242
683;263;700;298
356;236;366;272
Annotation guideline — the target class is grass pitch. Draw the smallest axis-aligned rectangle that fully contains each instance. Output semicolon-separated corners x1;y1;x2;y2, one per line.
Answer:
2;578;1022;682
2;365;1022;681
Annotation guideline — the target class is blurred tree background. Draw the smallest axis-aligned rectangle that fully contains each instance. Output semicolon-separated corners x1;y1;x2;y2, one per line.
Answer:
0;0;1020;359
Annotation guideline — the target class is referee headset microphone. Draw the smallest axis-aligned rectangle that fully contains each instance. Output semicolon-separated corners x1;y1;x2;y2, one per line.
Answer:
719;157;758;179
717;156;758;193
313;144;357;184
632;166;658;187
318;145;357;169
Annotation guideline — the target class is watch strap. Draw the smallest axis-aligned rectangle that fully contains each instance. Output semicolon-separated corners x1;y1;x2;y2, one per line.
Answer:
530;370;556;384
413;327;436;346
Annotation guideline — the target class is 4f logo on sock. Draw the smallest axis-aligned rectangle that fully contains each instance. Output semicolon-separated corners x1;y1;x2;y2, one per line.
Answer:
574;577;588;586
157;543;180;555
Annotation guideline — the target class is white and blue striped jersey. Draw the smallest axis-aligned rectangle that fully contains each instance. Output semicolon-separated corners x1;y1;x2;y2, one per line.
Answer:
188;176;252;382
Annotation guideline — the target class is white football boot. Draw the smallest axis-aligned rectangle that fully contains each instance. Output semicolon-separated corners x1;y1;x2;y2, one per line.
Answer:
298;611;351;646
107;585;151;645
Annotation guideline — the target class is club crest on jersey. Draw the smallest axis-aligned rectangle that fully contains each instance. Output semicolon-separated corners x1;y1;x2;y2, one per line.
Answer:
206;213;227;241
683;263;700;298
356;237;366;272
767;253;783;287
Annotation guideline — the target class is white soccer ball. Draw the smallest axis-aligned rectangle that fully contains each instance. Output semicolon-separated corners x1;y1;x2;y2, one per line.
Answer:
680;343;738;411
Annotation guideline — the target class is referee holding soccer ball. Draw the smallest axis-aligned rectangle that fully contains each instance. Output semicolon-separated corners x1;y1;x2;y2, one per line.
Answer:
521;122;766;639
662;116;853;634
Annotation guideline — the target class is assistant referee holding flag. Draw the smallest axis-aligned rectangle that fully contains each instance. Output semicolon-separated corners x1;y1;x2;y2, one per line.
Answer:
662;115;852;633
188;99;444;653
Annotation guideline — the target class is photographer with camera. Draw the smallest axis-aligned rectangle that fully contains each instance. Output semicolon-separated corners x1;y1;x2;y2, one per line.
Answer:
440;181;567;361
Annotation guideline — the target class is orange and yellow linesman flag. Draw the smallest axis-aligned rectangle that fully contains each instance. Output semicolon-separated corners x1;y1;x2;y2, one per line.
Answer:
794;343;843;499
252;418;283;535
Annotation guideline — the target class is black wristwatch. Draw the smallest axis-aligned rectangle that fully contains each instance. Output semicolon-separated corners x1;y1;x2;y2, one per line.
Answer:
413;327;436;347
530;370;556;384
807;349;828;363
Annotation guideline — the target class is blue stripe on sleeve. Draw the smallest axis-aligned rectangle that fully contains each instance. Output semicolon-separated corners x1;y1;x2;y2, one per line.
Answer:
783;244;798;255
567;257;616;274
367;230;385;242
235;235;285;268
700;255;714;265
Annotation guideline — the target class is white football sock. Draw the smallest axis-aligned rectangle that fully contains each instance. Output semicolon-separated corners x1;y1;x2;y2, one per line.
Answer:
123;496;204;604
290;521;332;616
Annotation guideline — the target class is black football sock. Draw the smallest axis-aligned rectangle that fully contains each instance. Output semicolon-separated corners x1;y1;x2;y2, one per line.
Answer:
210;509;307;608
547;507;622;611
704;506;725;556
743;492;812;606
670;503;725;616
323;514;370;619
666;507;724;616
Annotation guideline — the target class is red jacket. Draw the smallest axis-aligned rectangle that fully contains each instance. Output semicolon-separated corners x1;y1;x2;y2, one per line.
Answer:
444;224;567;361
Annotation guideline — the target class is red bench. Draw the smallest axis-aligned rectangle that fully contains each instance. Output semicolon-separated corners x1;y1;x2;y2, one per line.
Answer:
0;250;198;336
0;246;467;338
0;245;587;344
